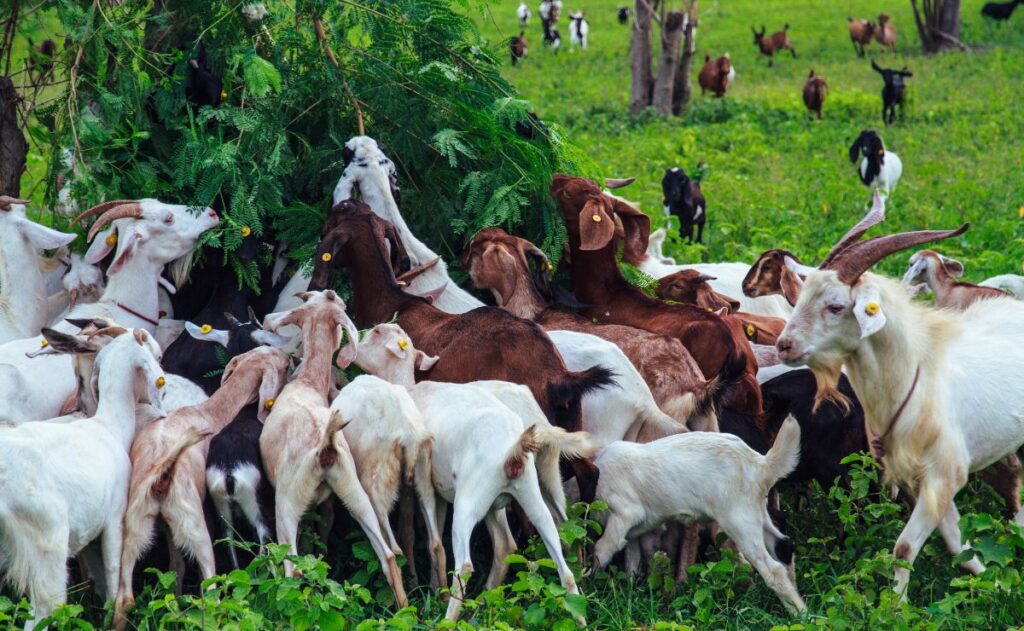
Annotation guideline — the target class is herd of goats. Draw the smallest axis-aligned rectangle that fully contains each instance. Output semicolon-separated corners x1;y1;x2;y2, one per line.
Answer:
510;1;1024;124
0;131;1023;629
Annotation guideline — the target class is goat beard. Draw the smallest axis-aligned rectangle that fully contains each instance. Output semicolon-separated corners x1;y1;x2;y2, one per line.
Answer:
808;356;851;415
168;250;195;290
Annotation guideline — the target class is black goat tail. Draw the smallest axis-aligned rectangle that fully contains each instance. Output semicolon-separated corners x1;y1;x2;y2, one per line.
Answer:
704;345;747;417
547;365;616;431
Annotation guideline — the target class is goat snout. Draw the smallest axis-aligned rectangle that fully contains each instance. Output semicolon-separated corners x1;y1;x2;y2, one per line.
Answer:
775;336;804;365
206;208;219;220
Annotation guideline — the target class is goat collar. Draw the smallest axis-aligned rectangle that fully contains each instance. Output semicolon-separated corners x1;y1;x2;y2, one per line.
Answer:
869;365;921;462
116;301;160;327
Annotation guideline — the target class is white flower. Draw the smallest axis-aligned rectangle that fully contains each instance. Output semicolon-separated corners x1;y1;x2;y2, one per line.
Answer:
242;3;268;22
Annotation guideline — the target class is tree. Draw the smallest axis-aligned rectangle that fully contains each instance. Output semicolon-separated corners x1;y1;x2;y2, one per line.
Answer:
910;0;967;53
630;0;698;117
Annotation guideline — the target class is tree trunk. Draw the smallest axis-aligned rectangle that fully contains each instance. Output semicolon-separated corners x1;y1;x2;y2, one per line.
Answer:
672;1;698;116
652;11;684;116
911;0;963;53
0;76;27;196
630;0;654;114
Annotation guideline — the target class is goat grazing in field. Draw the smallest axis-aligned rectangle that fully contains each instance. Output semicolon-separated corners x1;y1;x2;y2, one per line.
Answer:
662;167;706;244
517;2;531;26
874;14;897;54
802;69;828;120
849;18;876;57
0;329;165;630
0;196;77;343
593;417;806;612
698;53;735;98
510;32;528;65
776;213;1024;599
618;6;630;24
982;0;1023;20
850;131;902;197
902;250;1010;309
569;12;589;49
258;291;408;605
355;324;591;623
752;25;796;66
871;60;912;125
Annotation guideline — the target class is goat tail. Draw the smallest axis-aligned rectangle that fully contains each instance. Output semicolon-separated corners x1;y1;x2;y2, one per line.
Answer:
403;431;433;487
761;415;801;490
525;423;598;521
319;409;351;468
504;424;544;480
547;365;616;431
633;404;690;443
704;344;747;417
134;426;212;507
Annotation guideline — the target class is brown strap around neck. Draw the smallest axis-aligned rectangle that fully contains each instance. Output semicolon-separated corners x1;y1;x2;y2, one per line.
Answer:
870;365;922;462
115;301;159;327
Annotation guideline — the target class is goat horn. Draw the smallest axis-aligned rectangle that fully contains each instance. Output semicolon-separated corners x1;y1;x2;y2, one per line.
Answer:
604;177;636;189
224;312;242;328
247;306;258;325
820;192;887;268
0;195;29;210
396;257;442;283
85;203;144;242
823;223;970;285
87;326;129;339
71;200;136;226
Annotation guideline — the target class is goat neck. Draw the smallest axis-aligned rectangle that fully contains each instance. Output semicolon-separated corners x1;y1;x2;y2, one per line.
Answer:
293;317;342;400
921;256;956;307
196;365;266;433
94;348;149;451
90;255;164;331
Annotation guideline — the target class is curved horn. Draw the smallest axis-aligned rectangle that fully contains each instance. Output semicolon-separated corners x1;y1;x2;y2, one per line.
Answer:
85;203;144;242
224;312;243;328
604;177;636;189
87;326;129;339
820;191;886;268
0;195;29;210
824;223;970;285
247;306;258;325
71;200;136;226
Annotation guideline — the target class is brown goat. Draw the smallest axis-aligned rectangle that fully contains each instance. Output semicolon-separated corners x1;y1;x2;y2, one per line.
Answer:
903;249;1010;310
656;269;786;345
551;174;762;415
309;200;613;500
510;32;528;65
698;53;734;98
874;14;896;54
848;18;876;57
751;24;796;67
742;249;808;306
803;69;828;120
463;227;721;430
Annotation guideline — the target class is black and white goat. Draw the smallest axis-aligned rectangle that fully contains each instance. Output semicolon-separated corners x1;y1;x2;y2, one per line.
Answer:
510;32;528;65
982;0;1023;20
617;6;630;24
849;130;902;198
662;166;706;243
871;59;912;125
569;12;589;49
518;2;531;26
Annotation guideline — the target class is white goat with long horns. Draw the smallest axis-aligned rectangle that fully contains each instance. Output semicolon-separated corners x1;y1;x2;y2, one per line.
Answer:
776;214;1024;600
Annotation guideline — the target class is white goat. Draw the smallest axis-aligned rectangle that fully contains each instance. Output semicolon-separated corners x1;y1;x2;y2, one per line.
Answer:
114;347;289;629
0;196;77;343
776;220;1024;599
980;273;1024;299
569;12;589;48
517;2;531;25
353;323;592;623
0;329;165;630
0;200;218;423
646;228;676;265
593;417;805;612
46;253;105;325
259;291;407;606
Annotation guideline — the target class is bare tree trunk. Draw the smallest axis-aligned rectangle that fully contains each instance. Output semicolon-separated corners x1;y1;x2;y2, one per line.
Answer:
672;1;698;116
630;0;654;114
911;0;964;53
652;11;684;116
0;76;27;196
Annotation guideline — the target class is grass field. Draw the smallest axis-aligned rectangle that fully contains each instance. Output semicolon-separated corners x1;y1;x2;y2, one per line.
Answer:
476;0;1024;280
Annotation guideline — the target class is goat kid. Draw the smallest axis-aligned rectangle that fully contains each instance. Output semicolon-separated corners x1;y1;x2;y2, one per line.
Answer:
662;167;706;243
517;2;531;26
569;12;589;49
849;18;876;57
850;130;902;197
803;69;828;120
871;60;912;125
510;32;528;65
698;53;735;98
902;249;1010;310
752;24;796;66
874;14;897;54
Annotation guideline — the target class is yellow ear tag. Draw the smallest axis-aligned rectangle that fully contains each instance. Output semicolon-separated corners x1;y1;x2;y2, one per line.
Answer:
1018;206;1024;219
547;262;553;271
240;226;251;237
877;149;884;156
200;324;212;334
40;338;48;348
865;301;880;316
398;338;408;351
592;214;602;223
745;324;755;338
321;252;332;262
220;89;228;101
156;376;166;389
105;233;118;246
264;398;275;410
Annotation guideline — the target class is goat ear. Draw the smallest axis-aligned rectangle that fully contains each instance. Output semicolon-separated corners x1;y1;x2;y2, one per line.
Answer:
523;245;552;298
251;329;292;348
612;199;651;261
108;228;145;275
185;321;230;347
578;199;615;251
19;218;77;250
848;138;862;163
37;328;99;355
221;354;243;386
940;256;965;277
335;311;360;369
257;365;285;422
385;336;409;359
779;265;804;307
416;350;440;371
84;226;117;264
853;286;887;339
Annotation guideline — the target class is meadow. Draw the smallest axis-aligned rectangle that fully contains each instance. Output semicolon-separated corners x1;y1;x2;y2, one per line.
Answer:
3;1;1024;629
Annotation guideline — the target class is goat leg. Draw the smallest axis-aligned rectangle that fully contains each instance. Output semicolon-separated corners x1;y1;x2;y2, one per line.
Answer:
397;485;420;586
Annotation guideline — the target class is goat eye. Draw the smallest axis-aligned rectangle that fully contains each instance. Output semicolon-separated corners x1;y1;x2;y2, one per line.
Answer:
826;304;845;315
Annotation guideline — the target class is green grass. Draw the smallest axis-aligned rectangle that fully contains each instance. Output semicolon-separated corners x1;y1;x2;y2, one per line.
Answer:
475;0;1024;279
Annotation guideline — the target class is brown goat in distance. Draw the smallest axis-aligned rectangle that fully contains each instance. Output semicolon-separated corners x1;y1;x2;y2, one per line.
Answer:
752;24;796;66
903;249;1011;311
698;53;734;98
803;69;828;120
874;14;896;54
551;174;763;416
849;18;875;57
308;200;613;500
463;227;723;431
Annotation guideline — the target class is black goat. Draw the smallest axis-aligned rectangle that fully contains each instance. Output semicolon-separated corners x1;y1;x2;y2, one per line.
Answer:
617;6;630;24
186;44;224;108
982;0;1023;20
871;59;912;125
661;166;706;243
